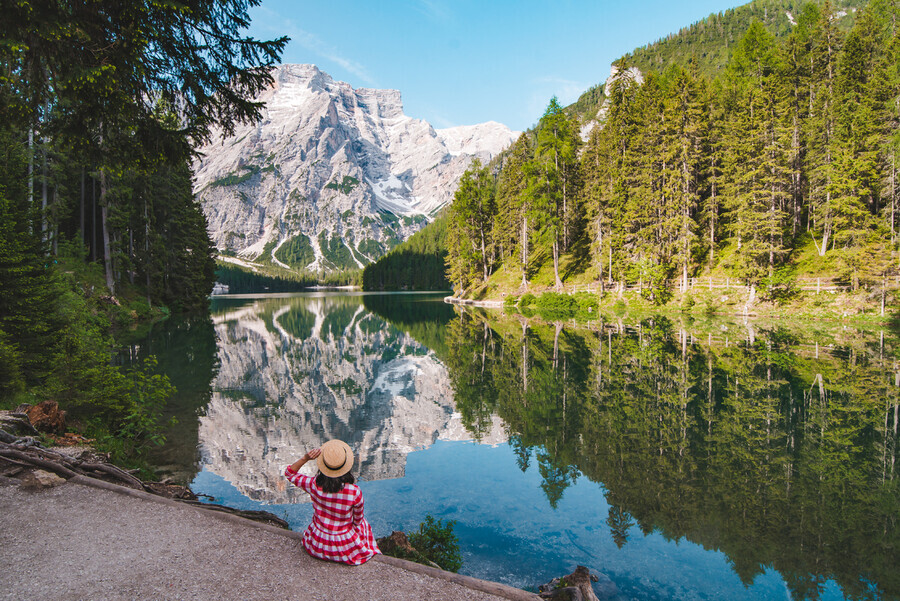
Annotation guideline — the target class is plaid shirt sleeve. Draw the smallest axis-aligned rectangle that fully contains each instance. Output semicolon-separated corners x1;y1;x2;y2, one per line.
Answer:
284;465;313;493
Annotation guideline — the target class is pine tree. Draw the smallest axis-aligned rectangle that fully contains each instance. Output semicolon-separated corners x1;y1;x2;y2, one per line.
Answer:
446;160;496;292
495;134;534;289
529;97;580;290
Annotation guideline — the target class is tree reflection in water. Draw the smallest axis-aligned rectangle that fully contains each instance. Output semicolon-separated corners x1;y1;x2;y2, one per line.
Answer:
439;311;899;601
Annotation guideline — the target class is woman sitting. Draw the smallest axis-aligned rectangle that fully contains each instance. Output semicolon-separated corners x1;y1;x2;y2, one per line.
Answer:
284;439;380;565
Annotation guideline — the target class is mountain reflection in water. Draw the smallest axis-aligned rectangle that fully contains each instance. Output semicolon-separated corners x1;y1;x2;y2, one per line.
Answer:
136;293;898;600
197;293;506;503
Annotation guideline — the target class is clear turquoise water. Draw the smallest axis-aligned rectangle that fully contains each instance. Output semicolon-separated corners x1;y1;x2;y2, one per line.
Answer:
194;439;841;600
138;292;898;600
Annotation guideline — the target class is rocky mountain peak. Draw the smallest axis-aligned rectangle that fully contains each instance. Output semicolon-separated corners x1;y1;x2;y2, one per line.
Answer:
195;64;518;272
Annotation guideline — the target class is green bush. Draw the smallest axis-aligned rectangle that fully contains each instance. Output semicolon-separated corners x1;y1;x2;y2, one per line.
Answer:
573;292;598;314
504;295;519;307
681;293;695;313
535;292;578;319
761;267;799;304
407;515;463;573
519;293;536;308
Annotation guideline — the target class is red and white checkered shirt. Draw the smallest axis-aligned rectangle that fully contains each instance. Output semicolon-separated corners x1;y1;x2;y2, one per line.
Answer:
284;466;380;565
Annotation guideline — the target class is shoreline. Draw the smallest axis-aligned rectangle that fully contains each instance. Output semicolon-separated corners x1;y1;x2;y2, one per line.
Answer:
0;430;537;601
443;287;897;325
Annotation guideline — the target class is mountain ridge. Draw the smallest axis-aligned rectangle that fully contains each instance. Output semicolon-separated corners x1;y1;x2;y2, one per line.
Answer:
195;64;517;273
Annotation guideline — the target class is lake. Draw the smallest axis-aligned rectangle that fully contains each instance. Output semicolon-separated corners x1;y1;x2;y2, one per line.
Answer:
128;292;899;601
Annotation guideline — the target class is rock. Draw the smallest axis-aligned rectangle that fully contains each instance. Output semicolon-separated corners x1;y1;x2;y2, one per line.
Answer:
540;566;610;601
24;401;66;434
376;531;417;556
375;531;441;569
0;412;38;438
19;469;67;490
540;587;584;601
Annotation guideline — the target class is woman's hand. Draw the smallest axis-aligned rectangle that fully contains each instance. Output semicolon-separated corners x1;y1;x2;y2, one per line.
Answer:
289;447;321;472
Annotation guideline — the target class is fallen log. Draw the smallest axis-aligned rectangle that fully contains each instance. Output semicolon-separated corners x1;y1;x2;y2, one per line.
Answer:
1;434;288;529
176;499;290;530
0;448;78;479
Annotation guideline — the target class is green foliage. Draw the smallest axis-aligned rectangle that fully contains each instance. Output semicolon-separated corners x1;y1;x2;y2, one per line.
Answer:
535;292;579;319
446;159;497;291
442;0;898;309
274;234;315;269
318;232;358;271
519;293;537;308
214;263;315;293
210;165;259;187
407;515;463;573
760;267;800;303
324;175;360;194
363;213;450;291
624;0;863;80
88;357;176;463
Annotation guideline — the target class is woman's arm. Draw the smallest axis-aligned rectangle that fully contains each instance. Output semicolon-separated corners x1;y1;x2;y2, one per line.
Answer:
288;447;321;472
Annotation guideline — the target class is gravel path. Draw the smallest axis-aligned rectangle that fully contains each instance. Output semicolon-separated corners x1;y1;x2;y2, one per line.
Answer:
0;476;536;601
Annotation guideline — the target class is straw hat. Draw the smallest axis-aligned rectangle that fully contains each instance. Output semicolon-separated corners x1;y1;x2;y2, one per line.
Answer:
317;439;354;477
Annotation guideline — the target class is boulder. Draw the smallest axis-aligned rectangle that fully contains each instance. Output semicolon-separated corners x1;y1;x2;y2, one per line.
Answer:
0;411;38;438
376;531;417;556
23;401;66;434
20;469;67;490
539;586;584;601
540;566;609;601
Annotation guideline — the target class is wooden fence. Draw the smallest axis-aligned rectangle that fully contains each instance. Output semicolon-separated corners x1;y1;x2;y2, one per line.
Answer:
567;276;900;295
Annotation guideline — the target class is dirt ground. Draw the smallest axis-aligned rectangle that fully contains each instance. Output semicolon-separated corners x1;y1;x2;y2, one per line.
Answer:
0;475;537;601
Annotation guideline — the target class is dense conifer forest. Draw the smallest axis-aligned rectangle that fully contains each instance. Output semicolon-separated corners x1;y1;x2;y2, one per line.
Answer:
377;0;900;310
0;1;284;463
362;213;451;290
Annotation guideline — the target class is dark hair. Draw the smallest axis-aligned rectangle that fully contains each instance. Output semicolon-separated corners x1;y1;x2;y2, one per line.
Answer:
316;471;355;493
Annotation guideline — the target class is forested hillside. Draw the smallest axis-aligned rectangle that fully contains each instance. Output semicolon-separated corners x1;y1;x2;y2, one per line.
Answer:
0;1;284;462
362;213;451;290
569;0;865;123
442;0;899;308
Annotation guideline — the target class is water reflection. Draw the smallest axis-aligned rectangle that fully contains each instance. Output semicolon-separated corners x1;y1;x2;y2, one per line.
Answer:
198;293;505;503
442;310;899;601
139;295;899;600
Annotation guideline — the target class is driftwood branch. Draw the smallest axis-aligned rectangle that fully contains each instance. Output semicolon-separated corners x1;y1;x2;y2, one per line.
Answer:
0;435;289;529
0;448;78;479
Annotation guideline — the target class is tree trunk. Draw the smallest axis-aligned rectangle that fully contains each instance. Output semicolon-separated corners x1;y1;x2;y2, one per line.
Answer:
41;140;48;243
80;168;85;247
597;223;604;299
480;228;488;282
145;197;152;307
100;168;115;295
521;215;528;290
553;236;562;290
28;130;34;214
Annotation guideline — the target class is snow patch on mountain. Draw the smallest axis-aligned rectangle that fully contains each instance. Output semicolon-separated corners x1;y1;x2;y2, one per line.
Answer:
194;64;518;272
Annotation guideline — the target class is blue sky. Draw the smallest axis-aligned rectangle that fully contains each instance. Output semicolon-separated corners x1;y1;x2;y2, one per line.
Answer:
248;0;746;132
